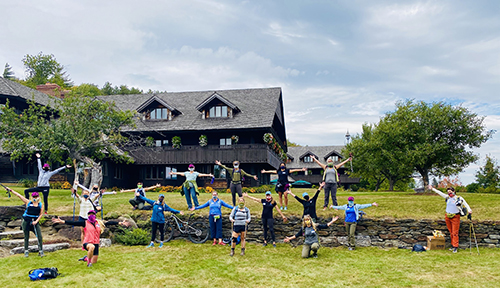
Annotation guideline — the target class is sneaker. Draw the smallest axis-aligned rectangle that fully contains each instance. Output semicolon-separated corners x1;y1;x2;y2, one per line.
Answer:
159;242;163;248
240;248;245;256
348;247;355;251
452;247;458;253
147;243;154;248
263;242;267;247
448;248;454;251
280;206;283;210
79;255;88;262
218;242;226;246
230;249;235;257
284;207;287;211
312;253;318;258
44;211;48;215
323;207;327;210
39;251;44;257
212;241;217;246
273;243;276;248
24;251;29;258
87;263;92;268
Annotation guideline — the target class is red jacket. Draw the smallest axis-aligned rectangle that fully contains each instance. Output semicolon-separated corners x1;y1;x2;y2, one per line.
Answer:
84;220;101;244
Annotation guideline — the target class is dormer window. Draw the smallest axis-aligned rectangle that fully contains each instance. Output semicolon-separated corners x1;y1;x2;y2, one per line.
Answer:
208;105;229;118
303;156;313;163
149;107;170;120
136;95;182;121
196;92;240;119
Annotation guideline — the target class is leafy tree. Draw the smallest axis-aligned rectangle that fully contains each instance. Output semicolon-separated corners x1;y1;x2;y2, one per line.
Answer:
22;52;73;88
3;63;15;79
69;83;102;97
100;82;142;95
475;155;500;190
287;139;301;147
432;178;439;187
380;100;493;188
0;95;135;186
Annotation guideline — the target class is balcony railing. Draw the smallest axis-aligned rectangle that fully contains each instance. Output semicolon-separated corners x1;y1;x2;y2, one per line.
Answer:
125;144;283;167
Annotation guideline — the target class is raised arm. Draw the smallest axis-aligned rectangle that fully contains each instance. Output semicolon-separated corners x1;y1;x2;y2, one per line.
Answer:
144;183;161;191
220;200;234;210
261;169;277;174
284;227;303;242
311;183;324;201
120;187;136;193
275;204;287;221
198;173;214;178
36;154;42;172
49;164;71;177
334;157;352;169
9;188;29;205
193;201;210;210
241;169;258;180
138;194;155;205
427;185;447;199
52;216;85;227
242;192;261;203
169;172;185;177
289;168;307;173
311;155;326;169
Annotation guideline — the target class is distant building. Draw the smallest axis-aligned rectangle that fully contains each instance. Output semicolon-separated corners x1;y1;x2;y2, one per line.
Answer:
286;146;361;189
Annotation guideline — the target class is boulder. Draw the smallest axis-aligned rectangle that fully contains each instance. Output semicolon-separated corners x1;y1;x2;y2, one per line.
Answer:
10;243;70;254
58;227;81;240
6;219;22;228
0;225;5;232
100;238;112;247
0;239;38;249
0;206;25;221
0;230;24;240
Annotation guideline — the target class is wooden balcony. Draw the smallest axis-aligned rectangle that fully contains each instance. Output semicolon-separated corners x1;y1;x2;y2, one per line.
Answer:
125;144;283;167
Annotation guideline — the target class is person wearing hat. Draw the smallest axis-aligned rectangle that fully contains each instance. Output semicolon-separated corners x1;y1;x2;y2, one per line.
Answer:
243;191;287;247
170;164;214;209
428;185;472;253
7;187;44;257
311;154;352;210
24;153;72;214
261;163;307;210
191;190;234;245
286;182;325;222
52;210;102;267
136;193;184;248
284;214;339;258
331;196;378;250
215;160;258;206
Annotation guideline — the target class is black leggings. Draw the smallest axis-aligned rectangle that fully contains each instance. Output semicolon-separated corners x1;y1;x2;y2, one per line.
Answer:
262;218;275;243
151;222;164;242
24;187;50;212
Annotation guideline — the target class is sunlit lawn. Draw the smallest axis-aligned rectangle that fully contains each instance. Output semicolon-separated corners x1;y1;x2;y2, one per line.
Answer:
1;185;499;221
0;240;498;288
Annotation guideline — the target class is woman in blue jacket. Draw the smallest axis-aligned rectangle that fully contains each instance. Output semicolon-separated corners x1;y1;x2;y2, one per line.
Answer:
331;196;378;250
137;193;184;248
190;190;233;245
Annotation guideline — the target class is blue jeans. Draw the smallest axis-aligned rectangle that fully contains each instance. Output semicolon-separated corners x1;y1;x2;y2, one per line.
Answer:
209;215;223;239
183;186;199;209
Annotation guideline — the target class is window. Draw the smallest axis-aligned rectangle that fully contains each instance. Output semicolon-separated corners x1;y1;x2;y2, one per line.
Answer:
102;162;108;177
328;156;339;162
303;156;313;163
155;140;169;147
165;167;177;179
22;162;35;175
220;138;232;146
145;166;164;180
208;105;228;118
114;166;123;179
214;165;226;178
149;108;169;120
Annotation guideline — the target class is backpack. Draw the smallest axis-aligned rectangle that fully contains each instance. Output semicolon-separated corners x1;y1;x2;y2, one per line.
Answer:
445;196;468;216
28;267;60;281
226;169;244;188
411;244;427;252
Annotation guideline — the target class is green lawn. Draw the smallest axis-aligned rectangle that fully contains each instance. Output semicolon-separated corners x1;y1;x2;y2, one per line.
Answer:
0;241;498;287
1;185;499;221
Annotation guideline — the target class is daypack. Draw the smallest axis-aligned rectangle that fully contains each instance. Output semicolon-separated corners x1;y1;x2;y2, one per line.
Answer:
411;244;427;252
226;169;244;188
28;267;60;281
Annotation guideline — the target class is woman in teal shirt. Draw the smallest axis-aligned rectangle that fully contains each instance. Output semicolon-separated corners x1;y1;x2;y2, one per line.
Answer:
170;164;213;209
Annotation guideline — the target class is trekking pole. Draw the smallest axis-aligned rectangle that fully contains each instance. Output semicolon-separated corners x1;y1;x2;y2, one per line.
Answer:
1;183;11;198
349;152;354;173
31;218;41;254
469;222;472;256
471;221;480;255
100;193;104;220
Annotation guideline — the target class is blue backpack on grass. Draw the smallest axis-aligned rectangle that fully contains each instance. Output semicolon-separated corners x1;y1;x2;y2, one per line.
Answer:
29;267;60;281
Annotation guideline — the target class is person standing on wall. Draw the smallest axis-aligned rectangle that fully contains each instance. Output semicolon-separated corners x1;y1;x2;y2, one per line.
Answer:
24;153;71;214
428;185;472;253
261;163;307;210
215;160;258;206
311;155;352;210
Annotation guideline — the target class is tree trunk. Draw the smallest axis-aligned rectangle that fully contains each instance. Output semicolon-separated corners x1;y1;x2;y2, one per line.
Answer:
389;179;395;191
416;167;429;190
79;157;103;189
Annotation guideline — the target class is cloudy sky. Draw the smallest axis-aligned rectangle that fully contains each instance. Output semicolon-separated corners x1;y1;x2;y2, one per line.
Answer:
1;0;499;185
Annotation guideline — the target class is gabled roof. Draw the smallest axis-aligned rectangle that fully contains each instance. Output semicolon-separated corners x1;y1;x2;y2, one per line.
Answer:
136;95;181;115
98;87;282;132
287;146;346;169
0;77;58;106
324;149;342;160
298;150;318;160
195;92;240;113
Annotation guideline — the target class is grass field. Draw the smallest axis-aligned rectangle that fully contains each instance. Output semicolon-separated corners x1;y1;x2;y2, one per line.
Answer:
0;240;498;288
1;185;500;221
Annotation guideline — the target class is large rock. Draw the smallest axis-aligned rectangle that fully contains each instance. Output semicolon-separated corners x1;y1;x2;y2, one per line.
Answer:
0;230;24;240
58;227;81;240
100;238;112;247
0;225;5;232
0;206;24;221
336;235;371;247
0;239;38;249
10;243;70;254
6;219;22;228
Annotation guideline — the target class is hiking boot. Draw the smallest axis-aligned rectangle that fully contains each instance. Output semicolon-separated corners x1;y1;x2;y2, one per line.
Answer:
24;251;29;258
240;248;245;256
79;255;88;262
230;249;235;257
452;247;458;253
147;243;154;248
39;251;44;257
159;242;164;248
